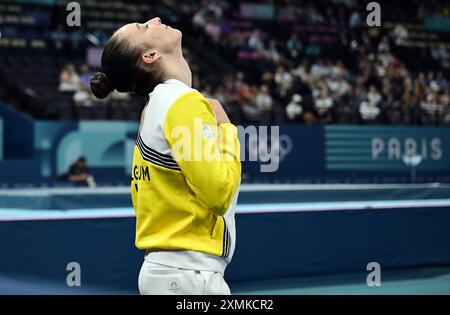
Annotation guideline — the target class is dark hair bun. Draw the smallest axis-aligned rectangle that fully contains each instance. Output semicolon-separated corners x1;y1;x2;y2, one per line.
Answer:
90;72;115;99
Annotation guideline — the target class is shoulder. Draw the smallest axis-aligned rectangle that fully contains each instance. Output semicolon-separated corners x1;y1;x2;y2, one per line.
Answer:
139;80;202;153
146;80;206;122
152;79;197;107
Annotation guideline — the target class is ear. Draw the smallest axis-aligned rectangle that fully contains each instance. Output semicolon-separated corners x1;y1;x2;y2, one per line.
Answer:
142;50;160;65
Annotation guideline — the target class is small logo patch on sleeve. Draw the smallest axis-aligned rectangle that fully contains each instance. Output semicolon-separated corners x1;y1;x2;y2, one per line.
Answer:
201;124;215;141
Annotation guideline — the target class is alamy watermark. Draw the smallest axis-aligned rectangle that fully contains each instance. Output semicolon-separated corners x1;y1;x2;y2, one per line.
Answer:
66;2;81;27
366;2;381;27
167;120;291;173
64;1;381;28
239;125;292;173
366;262;381;287
66;261;81;287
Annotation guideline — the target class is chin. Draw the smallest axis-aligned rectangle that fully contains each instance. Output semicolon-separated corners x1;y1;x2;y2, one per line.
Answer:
171;31;183;50
175;29;183;43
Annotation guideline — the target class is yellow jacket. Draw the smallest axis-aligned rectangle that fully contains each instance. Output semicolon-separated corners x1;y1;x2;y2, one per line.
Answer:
131;79;241;274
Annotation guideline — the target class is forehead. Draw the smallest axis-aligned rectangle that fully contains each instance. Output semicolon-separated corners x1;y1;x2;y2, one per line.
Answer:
111;23;140;45
115;23;135;37
112;21;170;47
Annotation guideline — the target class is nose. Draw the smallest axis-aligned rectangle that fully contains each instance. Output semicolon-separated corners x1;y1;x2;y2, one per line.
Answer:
148;17;162;25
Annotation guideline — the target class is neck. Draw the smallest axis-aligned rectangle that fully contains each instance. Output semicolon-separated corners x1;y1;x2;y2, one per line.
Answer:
162;53;192;87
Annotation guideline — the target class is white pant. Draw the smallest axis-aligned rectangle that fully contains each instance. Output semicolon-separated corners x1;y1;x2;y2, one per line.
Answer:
138;260;231;295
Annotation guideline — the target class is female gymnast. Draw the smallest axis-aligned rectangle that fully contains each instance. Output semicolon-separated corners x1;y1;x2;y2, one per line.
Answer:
90;17;241;295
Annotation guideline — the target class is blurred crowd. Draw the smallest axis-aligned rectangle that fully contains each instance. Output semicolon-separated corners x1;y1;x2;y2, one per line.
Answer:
56;46;202;119
48;0;450;125
58;62;130;108
184;0;450;126
201;42;450;126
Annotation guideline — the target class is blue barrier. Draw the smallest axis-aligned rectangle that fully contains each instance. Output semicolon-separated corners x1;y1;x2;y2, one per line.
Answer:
1;183;450;210
1;202;450;293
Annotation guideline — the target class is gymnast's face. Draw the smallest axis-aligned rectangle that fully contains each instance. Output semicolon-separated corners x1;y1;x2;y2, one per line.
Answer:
115;17;182;57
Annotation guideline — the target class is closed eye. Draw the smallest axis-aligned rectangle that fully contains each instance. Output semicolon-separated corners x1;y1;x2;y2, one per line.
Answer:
135;23;149;31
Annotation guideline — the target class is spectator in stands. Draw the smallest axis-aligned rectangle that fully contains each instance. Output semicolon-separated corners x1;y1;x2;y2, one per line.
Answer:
392;24;409;46
367;85;382;107
302;110;319;125
63;156;96;187
286;94;303;122
431;46;449;62
241;89;259;122
286;32;302;59
235;71;253;107
261;70;277;96
73;64;94;107
192;8;208;29
310;58;329;79
414;72;428;97
330;60;347;78
206;0;226;18
349;10;362;29
234;73;258;122
293;58;311;84
421;81;441;121
248;29;264;51
400;90;423;125
274;65;294;106
274;65;293;91
303;3;325;23
327;73;351;99
441;92;450;125
219;75;242;121
436;71;449;91
314;87;334;123
359;100;381;124
255;84;273;124
204;13;222;43
58;63;80;92
79;64;93;90
266;39;282;64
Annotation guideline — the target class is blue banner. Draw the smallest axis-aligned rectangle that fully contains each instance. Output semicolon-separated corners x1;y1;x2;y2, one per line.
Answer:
325;125;450;171
34;120;139;181
0;101;34;159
